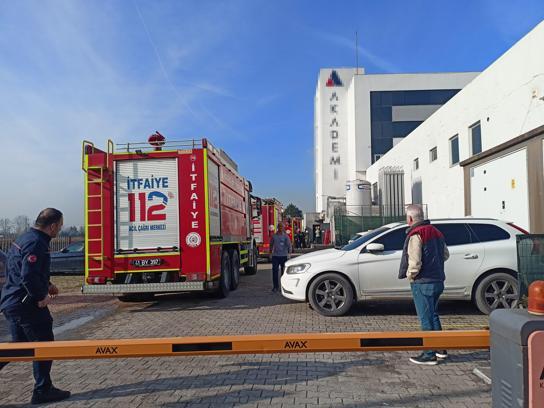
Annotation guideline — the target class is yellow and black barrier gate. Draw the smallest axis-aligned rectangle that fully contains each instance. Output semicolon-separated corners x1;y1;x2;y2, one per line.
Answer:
0;330;489;362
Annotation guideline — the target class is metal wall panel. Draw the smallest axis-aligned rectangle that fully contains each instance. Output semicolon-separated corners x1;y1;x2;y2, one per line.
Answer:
470;148;529;230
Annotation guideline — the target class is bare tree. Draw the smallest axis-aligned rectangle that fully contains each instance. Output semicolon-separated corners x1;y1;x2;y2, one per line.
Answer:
0;218;12;236
13;215;31;235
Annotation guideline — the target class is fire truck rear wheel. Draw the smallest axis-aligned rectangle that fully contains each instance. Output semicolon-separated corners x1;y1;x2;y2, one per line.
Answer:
217;250;231;298
244;247;258;275
117;293;155;302
230;250;240;290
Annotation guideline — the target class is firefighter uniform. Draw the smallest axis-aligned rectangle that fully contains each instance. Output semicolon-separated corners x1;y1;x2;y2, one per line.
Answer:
0;228;55;393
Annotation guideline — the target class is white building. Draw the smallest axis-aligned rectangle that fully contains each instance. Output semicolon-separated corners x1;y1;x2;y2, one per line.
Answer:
314;68;478;213
366;20;544;232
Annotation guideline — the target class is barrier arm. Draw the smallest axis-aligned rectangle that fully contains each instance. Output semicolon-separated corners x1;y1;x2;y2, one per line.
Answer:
0;330;489;362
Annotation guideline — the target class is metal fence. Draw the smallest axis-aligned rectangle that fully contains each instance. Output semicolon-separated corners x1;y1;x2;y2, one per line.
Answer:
516;234;544;305
0;236;83;253
332;205;428;247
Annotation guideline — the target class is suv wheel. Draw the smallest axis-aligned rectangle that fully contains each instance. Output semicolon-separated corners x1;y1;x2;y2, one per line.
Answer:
308;273;354;317
474;272;519;314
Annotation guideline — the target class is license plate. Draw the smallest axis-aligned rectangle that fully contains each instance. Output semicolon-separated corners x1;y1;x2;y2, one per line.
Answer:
131;258;162;267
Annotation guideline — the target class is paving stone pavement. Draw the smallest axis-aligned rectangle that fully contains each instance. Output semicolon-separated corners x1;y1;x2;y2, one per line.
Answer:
0;264;491;407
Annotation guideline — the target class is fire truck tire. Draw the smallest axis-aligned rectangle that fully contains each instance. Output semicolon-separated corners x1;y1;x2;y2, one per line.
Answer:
230;250;240;290
218;250;231;298
117;293;155;302
244;248;258;275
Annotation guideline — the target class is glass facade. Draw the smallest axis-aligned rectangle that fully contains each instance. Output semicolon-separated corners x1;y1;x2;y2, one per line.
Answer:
370;89;461;163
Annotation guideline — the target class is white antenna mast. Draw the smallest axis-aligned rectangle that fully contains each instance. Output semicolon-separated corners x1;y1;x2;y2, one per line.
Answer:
355;31;360;75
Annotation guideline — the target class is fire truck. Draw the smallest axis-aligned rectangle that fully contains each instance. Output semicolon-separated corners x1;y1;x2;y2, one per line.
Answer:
81;136;260;300
283;216;303;247
252;198;283;260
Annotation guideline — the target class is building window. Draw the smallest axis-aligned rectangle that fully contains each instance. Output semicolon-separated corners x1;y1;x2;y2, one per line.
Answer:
413;158;419;170
429;147;438;162
373;154;384;163
470;122;482;155
450;135;459;165
372;182;378;205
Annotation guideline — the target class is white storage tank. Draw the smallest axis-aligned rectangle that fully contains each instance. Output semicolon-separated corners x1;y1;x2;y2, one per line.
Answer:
345;179;372;216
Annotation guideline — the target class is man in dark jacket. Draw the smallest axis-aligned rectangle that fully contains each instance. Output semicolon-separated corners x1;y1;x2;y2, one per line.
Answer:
0;208;71;404
399;204;449;365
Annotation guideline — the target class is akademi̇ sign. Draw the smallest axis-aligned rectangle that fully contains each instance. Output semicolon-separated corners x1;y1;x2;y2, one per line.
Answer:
326;70;343;181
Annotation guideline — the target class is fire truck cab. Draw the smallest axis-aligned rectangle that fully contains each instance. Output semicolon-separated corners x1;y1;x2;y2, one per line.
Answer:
82;137;259;300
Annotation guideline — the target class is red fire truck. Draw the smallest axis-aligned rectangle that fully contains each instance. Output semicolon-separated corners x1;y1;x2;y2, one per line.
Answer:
283;216;303;247
82;136;259;300
252;198;283;260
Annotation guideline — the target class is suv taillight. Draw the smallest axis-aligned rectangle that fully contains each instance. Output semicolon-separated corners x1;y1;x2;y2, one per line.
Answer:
508;222;529;234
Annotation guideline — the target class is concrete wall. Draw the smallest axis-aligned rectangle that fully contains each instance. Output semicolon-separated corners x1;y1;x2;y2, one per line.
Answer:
365;20;544;220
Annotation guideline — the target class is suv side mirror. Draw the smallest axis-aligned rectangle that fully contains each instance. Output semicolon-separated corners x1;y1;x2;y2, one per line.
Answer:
366;243;385;253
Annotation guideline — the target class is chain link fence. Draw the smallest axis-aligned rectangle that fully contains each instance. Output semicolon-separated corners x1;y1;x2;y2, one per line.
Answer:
332;205;428;247
0;236;83;253
516;234;544;306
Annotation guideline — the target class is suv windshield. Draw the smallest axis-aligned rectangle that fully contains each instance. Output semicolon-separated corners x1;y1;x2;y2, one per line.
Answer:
341;227;389;251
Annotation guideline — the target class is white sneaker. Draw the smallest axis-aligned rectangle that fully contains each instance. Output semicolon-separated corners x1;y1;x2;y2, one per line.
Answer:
409;353;438;365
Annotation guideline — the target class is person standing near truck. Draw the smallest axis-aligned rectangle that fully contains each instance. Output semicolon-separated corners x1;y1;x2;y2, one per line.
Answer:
270;222;292;293
0;208;71;404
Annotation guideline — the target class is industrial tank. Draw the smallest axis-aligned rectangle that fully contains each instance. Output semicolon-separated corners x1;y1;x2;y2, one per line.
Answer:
345;179;371;216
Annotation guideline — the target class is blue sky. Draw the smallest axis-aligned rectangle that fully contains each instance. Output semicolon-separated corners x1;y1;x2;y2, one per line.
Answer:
1;0;543;227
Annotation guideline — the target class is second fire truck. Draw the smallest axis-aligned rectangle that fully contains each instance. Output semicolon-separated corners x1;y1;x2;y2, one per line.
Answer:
252;198;283;260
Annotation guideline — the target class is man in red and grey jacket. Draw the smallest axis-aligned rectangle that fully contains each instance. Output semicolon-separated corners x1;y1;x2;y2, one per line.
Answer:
399;204;449;365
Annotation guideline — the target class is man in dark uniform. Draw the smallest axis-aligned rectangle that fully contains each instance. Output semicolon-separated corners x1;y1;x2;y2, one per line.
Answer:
0;208;71;404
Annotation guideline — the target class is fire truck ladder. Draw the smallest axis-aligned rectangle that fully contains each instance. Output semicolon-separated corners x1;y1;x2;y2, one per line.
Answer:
83;140;113;272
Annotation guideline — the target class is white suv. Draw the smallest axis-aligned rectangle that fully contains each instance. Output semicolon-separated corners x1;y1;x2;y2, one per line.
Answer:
281;218;526;316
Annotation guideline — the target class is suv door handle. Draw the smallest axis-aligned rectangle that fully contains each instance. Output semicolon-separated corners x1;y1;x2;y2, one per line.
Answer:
464;254;479;259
